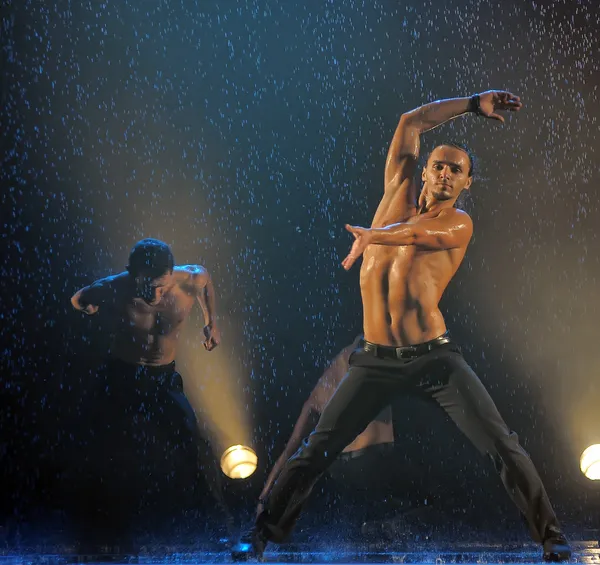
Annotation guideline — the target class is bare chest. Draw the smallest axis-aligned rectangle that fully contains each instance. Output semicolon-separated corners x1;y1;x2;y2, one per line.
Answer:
122;293;194;335
361;245;416;280
360;244;454;294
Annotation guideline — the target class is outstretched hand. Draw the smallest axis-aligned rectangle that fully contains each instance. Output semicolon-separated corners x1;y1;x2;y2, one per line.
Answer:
342;224;373;271
478;90;523;123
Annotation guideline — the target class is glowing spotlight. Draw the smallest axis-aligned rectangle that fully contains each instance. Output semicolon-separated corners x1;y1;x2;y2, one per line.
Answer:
220;445;258;479
580;444;600;480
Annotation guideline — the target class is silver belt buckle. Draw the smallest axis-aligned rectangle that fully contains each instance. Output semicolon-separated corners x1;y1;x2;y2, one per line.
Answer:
396;346;416;359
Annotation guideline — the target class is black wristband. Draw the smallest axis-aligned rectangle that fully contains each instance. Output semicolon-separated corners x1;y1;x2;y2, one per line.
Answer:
468;94;485;116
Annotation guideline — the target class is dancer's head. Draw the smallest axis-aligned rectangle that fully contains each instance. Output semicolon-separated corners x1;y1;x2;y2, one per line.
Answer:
421;144;474;204
127;238;175;305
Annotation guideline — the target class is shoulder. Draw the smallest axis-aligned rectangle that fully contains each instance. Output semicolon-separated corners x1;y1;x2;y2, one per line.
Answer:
174;265;209;289
90;272;127;290
440;208;473;230
177;264;207;276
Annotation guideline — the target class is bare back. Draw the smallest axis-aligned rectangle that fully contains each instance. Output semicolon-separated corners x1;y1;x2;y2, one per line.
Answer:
361;193;469;346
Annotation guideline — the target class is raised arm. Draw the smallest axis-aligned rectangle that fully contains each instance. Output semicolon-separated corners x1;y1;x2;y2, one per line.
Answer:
373;91;521;227
70;276;116;315
385;97;472;183
191;265;221;351
392;91;522;173
374;97;471;227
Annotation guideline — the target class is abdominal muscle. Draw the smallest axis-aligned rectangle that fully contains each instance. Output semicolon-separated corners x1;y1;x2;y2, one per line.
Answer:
112;329;180;366
360;245;457;346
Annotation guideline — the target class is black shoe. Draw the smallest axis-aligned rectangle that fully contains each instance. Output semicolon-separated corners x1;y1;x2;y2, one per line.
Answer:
543;532;572;562
231;527;267;562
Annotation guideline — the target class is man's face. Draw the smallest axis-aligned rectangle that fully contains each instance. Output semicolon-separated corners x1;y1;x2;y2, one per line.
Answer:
134;270;174;305
422;146;473;202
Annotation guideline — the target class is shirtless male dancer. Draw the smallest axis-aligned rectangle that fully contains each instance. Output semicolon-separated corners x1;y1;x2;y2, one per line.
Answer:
257;335;393;516
71;238;229;543
233;91;571;562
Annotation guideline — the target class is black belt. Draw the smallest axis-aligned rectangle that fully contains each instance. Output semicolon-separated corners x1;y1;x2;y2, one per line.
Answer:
363;332;452;360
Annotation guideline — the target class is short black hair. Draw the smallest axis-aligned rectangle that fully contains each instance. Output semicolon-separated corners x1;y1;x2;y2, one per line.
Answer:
127;238;174;278
429;143;476;177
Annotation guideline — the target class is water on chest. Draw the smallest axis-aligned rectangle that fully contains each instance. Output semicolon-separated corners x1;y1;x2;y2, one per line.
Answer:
124;302;184;335
362;245;416;278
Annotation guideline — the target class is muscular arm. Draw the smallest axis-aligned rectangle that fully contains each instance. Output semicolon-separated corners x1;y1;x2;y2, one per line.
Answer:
387;97;473;182
70;277;115;315
190;265;221;351
398;97;473;139
388;91;522;180
342;210;472;270
370;209;473;250
193;267;217;327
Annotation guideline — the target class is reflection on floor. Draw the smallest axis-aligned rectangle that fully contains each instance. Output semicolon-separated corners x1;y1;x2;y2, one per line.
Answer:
0;540;598;564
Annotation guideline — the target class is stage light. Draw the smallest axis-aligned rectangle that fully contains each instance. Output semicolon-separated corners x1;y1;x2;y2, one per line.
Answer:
220;445;258;479
580;444;600;480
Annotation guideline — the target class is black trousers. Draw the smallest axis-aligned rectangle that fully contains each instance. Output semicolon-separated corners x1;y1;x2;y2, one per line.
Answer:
257;340;560;544
68;358;228;543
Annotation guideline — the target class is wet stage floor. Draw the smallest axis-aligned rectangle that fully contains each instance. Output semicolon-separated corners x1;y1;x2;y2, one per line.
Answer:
0;541;598;564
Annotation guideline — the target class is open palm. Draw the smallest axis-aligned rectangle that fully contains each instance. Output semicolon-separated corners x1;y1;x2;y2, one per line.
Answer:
342;224;371;271
478;90;522;123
